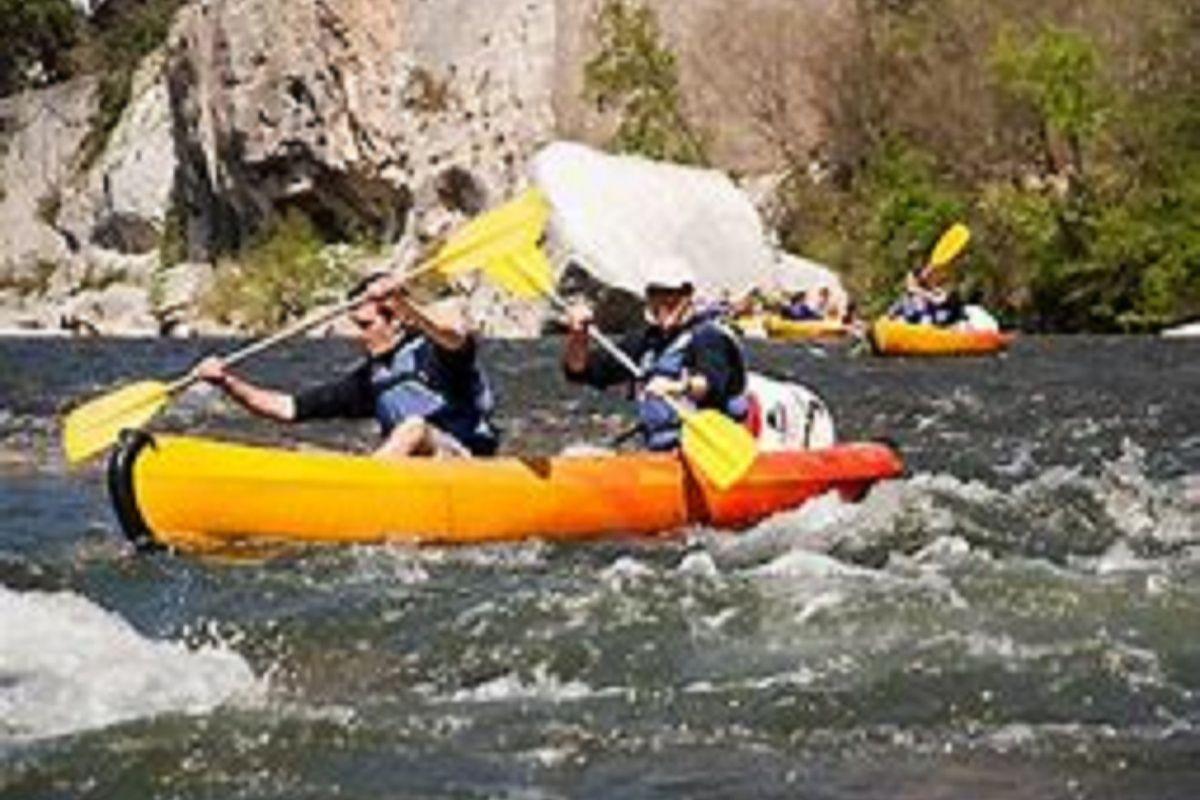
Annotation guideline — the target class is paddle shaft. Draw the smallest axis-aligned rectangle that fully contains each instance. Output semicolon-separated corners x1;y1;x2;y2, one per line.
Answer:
165;255;456;396
545;291;642;378
550;291;705;421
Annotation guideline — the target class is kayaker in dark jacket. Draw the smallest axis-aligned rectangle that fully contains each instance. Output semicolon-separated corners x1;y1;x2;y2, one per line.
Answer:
889;262;965;327
195;272;498;458
562;256;749;452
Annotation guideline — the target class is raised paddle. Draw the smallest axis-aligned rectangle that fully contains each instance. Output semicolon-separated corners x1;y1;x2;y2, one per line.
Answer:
481;244;759;491
928;222;971;270
62;189;552;465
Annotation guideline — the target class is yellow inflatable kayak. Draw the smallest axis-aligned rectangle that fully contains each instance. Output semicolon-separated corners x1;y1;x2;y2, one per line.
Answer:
870;318;1014;357
764;315;850;341
108;432;904;554
734;315;849;341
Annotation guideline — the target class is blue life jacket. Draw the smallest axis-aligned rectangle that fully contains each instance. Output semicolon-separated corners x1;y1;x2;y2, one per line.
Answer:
638;321;749;452
782;301;821;321
890;295;929;324
369;333;498;455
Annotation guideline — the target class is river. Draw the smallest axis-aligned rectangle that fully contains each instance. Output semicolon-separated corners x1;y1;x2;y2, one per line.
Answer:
1;335;1198;798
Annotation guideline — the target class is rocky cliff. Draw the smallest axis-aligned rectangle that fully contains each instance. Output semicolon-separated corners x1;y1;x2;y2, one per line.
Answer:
0;0;830;336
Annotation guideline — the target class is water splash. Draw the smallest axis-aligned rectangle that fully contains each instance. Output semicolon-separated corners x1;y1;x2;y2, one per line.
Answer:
0;586;262;741
699;440;1200;578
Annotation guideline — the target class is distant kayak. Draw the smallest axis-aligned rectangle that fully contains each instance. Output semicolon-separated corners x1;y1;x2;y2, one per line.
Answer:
107;432;903;554
1162;321;1200;338
734;315;850;341
871;314;1013;357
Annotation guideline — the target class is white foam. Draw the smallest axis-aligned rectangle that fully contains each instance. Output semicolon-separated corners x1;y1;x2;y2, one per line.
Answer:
447;664;615;704
0;587;261;741
600;555;655;585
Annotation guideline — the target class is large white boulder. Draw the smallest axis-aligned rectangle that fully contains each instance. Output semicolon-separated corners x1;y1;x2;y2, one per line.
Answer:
531;141;843;300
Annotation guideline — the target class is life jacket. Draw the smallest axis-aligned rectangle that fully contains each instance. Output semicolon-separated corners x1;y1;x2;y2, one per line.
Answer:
369;333;498;455
889;295;930;324
637;320;749;452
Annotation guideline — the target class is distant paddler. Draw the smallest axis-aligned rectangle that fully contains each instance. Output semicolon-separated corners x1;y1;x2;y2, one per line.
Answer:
196;272;499;458
561;256;750;452
888;223;971;327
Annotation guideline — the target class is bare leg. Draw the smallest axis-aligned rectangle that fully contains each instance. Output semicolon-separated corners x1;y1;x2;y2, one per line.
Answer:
375;417;435;459
375;417;471;460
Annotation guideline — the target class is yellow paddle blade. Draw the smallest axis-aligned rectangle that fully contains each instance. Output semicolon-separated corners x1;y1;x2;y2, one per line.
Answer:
62;380;170;464
431;188;552;278
930;222;971;269
483;245;556;299
680;410;759;491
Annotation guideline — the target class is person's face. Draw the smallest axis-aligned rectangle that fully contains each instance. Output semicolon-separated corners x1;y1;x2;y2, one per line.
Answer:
349;298;399;354
645;286;693;330
923;267;948;288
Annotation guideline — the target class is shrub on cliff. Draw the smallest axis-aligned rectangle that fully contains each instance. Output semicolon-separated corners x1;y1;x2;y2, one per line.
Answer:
0;0;79;96
584;0;707;165
203;210;356;333
75;0;187;168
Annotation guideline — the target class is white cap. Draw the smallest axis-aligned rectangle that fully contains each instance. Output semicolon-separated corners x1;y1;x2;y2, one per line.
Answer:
643;255;696;293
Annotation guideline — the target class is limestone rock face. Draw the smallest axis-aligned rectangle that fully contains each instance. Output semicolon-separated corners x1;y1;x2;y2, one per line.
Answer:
168;0;557;257
0;0;842;336
0;79;95;281
0;53;177;334
58;51;178;257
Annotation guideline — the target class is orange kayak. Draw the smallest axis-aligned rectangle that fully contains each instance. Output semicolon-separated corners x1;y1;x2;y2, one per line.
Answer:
871;318;1014;356
108;432;903;554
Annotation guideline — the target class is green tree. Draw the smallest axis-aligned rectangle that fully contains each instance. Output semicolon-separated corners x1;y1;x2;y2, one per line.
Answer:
203;209;355;332
991;25;1108;174
583;0;707;165
0;0;79;96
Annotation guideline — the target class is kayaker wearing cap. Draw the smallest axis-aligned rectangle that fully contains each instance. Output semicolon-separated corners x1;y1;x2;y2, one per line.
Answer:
195;272;499;458
889;260;965;327
562;255;749;452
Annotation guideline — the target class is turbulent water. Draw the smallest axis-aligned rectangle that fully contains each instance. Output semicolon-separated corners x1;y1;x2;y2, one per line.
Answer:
1;335;1198;799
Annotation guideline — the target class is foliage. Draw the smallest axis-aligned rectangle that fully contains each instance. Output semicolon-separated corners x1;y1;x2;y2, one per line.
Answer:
779;141;968;316
202;209;355;333
583;0;707;165
76;0;186;168
992;26;1106;145
158;193;188;270
0;0;79;96
773;0;1200;331
991;25;1108;171
149;193;186;314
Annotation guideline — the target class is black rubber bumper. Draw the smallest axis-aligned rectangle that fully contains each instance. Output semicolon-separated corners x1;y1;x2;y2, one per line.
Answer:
106;429;161;552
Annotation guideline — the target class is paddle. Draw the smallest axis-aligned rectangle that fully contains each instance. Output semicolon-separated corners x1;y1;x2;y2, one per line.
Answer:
62;189;552;464
480;245;758;491
928;222;971;270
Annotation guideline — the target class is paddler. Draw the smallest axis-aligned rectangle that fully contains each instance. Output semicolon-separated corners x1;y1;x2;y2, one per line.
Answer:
195;272;499;458
889;258;965;327
562;256;749;451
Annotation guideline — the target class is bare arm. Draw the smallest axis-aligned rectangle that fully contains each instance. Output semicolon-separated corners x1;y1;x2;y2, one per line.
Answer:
906;269;948;304
195;356;296;421
562;303;593;374
393;293;470;352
